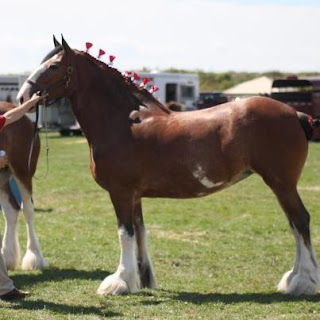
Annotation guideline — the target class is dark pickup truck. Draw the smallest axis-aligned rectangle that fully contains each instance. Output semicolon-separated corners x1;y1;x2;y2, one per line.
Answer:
271;78;320;140
196;91;228;109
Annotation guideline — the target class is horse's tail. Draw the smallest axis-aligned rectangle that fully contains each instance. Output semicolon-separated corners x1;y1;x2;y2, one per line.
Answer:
297;111;320;141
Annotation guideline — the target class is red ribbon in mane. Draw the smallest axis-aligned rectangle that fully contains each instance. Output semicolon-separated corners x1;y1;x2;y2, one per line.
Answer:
149;85;159;94
123;71;132;77
98;49;106;59
109;55;116;64
85;42;93;52
140;77;151;87
132;73;140;82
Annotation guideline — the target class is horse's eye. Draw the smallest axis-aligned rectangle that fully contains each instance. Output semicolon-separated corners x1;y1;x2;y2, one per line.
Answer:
49;64;59;70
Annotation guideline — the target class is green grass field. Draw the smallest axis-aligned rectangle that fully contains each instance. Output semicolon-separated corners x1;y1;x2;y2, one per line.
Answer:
1;132;320;319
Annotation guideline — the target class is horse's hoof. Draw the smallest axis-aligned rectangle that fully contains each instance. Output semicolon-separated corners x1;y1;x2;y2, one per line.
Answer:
21;250;49;270
97;272;140;296
278;269;319;296
277;269;294;292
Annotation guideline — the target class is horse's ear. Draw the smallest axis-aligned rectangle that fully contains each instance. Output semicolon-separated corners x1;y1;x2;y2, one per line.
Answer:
53;35;61;47
61;35;72;55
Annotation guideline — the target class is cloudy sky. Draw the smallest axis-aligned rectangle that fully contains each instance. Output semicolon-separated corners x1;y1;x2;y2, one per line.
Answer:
1;0;319;74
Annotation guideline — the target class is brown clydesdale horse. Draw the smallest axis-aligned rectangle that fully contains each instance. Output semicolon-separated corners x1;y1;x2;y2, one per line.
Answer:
17;36;319;296
0;102;47;270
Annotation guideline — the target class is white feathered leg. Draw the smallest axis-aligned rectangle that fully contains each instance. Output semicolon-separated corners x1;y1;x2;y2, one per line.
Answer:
97;226;141;295
277;227;301;292
17;183;48;270
278;228;319;295
274;188;319;296
0;188;20;270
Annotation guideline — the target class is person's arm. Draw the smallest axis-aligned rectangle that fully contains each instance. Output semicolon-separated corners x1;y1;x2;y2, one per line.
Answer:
0;155;8;168
3;93;47;126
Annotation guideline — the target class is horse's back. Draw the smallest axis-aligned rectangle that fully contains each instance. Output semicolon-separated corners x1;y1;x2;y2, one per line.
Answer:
138;96;303;150
183;96;305;146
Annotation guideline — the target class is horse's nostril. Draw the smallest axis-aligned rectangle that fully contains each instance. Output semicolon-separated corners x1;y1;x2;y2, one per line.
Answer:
19;97;24;105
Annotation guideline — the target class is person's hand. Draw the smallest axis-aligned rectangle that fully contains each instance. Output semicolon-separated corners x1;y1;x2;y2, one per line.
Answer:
30;92;49;104
0;155;8;169
26;92;49;112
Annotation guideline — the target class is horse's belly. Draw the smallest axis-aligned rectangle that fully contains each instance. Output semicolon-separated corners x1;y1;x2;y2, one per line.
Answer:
140;168;252;199
142;184;226;199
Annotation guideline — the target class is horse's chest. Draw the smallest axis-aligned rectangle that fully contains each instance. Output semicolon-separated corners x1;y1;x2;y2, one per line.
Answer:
90;145;135;186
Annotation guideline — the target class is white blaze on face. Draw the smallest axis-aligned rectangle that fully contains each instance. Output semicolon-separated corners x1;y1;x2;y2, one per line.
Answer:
193;164;224;189
16;53;60;103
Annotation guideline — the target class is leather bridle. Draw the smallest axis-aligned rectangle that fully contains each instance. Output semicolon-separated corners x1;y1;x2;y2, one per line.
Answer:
26;65;74;100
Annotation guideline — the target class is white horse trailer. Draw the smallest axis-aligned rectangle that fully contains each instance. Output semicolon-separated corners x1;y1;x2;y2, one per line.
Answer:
138;72;199;110
0;75;26;103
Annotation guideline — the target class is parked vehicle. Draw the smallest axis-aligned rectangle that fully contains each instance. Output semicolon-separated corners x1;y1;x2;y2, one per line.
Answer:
196;91;228;109
43;98;81;136
0;75;27;103
271;77;320;140
138;72;199;111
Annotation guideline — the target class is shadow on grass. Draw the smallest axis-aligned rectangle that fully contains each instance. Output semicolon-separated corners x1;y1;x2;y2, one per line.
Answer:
7;268;120;317
11;299;121;318
34;207;53;213
136;289;320;306
12;267;110;288
171;291;320;305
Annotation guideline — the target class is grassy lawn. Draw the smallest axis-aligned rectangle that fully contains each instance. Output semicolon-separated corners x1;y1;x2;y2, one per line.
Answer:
1;132;320;319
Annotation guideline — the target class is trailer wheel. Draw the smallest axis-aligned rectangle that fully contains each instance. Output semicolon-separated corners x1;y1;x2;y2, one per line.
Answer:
74;130;83;136
60;129;71;137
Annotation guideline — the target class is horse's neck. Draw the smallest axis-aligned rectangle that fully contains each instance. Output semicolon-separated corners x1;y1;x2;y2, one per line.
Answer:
69;87;133;146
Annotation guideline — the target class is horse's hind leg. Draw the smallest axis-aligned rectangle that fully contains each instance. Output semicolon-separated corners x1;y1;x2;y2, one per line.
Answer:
274;187;319;295
0;180;21;270
134;199;156;289
16;179;48;270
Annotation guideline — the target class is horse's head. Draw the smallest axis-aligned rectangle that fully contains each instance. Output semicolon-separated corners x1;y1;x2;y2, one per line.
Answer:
17;36;76;106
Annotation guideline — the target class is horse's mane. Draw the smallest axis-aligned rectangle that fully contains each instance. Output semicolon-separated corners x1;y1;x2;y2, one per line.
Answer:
78;51;170;115
41;45;63;63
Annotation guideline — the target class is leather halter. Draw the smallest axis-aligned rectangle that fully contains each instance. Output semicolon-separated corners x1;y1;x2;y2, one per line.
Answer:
27;66;74;98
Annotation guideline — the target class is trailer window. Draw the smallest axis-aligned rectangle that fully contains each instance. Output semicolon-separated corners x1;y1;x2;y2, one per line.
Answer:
166;83;177;102
180;85;195;99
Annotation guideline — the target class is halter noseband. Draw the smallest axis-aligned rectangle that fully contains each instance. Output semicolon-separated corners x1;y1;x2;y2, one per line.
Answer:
27;66;74;97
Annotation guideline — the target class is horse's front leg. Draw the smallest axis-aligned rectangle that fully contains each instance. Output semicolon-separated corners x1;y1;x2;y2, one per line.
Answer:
97;190;141;295
0;181;21;270
16;180;48;270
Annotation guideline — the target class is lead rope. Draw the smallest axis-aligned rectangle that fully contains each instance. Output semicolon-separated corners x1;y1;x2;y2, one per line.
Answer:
28;99;50;180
